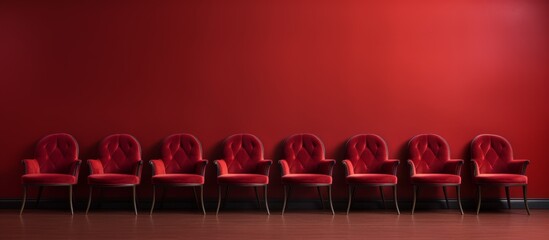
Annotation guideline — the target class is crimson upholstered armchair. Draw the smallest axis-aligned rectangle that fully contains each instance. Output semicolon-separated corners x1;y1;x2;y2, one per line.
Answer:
471;134;530;215
408;134;464;214
342;134;400;214
86;134;143;215
214;134;272;215
20;133;81;215
280;133;335;215
149;134;208;215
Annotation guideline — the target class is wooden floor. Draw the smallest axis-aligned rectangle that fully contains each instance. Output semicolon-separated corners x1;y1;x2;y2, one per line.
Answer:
2;209;548;239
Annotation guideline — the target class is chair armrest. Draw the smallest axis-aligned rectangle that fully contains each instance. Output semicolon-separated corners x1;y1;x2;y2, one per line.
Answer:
471;159;480;176
70;160;82;179
508;159;530;175
256;159;273;175
149;159;166;176
214;160;228;176
22;159;40;174
195;160;208;176
443;159;464;175
279;160;290;176
381;159;400;175
407;160;416;176
318;159;336;175
134;160;143;177
87;159;104;175
342;160;354;176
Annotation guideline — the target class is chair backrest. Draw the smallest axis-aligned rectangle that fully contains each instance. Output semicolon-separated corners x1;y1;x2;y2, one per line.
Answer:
346;134;388;174
471;134;514;174
223;133;264;174
35;133;79;174
99;134;141;174
408;134;450;174
162;133;203;174
283;133;325;174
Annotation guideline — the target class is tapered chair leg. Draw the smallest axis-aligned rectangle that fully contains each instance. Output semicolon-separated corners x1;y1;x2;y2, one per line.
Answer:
379;186;386;209
282;185;289;215
69;185;74;215
523;185;530;215
456;185;463;215
264;185;270;215
36;186;43;207
216;186;222;215
412;185;418;215
20;185;27;215
505;186;511;209
393;185;400;215
86;186;93;215
132;186;138;215
476;185;482;215
150;185;156;215
346;185;355;215
193;186;200;208
443;186;449;209
200;185;206;215
254;187;261;209
328;186;335;215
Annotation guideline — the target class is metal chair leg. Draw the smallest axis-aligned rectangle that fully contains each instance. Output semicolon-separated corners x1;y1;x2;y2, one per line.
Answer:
346;185;355;215
456;185;463;215
328;186;335;215
282;185;289;215
86;186;93;215
36;186;43;207
216;185;222;215
200;185;206;215
20;185;27;215
443;186;449;209
255;187;261;209
317;186;325;209
69;185;74;215
393;185;400;215
150;185;156;215
132;186;138;215
379;186;386;209
476;185;482;215
412;185;418;215
523;185;530;215
505;186;511;209
264;185;270;215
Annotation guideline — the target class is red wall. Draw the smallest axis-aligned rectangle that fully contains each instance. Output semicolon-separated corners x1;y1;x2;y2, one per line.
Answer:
1;0;548;201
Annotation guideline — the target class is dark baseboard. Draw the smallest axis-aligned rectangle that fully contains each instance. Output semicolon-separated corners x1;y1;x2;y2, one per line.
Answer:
2;198;548;212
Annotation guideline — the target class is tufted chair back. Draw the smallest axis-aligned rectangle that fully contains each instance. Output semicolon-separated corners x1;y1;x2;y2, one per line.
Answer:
346;134;388;174
223;134;264;173
162;134;203;173
471;134;514;174
35;133;79;174
99;134;141;174
284;134;325;173
408;134;450;174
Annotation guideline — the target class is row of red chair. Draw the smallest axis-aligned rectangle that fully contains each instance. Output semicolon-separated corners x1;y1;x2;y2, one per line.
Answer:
20;133;530;216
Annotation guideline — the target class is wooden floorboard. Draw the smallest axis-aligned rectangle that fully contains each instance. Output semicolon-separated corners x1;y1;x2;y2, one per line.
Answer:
2;209;548;239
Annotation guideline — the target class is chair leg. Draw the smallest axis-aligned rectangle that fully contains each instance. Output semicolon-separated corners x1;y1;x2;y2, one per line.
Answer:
476;185;482;215
132;186;138;215
36;186;43;207
264;185;270;215
456;185;463;215
193;186;200;208
200;185;206;215
346;185;355;215
523;185;530;215
412;185;418;215
69;185;74;215
328;186;335;215
317;186;325;209
86;186;93;215
442;186;449;209
216;185;222;215
254;187;261;209
379;186;386;209
505;186;511;209
393;185;400;215
282;185;290;215
20;185;27;215
150;185;156;215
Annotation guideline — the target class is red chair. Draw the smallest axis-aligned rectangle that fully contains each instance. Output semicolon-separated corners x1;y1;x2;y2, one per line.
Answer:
471;134;530;215
149;134;208;215
214;134;272;215
280;134;335;215
342;134;400;214
86;134;143;215
20;133;81;215
408;134;464;214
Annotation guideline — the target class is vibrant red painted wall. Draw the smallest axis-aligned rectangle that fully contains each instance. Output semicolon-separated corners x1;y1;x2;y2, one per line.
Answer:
1;0;548;201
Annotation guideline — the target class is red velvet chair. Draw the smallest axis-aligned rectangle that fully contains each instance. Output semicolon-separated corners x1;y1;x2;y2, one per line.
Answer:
408;134;464;214
20;133;81;215
149;134;208;215
214;134;272;215
342;134;400;214
86;134;143;215
471;134;530;215
280;133;335;215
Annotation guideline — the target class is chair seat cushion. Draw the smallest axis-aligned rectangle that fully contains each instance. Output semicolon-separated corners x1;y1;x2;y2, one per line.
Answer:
282;174;332;185
152;174;204;185
411;174;461;184
346;174;397;185
88;174;140;185
475;174;528;184
217;174;268;184
22;174;76;185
